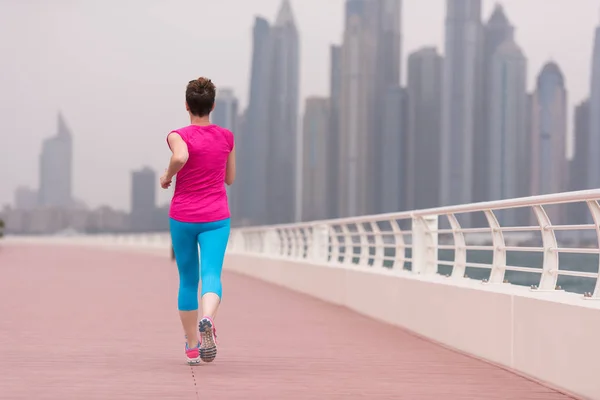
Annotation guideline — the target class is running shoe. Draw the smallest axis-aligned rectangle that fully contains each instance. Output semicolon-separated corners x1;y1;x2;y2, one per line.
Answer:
185;338;201;365
198;317;218;363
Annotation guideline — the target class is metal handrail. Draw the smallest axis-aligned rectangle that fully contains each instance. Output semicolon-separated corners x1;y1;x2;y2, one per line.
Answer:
229;190;600;299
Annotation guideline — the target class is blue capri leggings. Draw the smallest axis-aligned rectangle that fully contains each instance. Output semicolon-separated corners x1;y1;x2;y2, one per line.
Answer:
170;218;230;311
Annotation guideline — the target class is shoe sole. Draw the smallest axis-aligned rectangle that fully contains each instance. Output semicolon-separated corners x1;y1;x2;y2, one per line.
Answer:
186;357;201;366
199;319;217;363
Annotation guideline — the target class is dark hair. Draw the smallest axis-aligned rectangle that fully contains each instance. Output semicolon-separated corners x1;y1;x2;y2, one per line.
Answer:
186;77;216;117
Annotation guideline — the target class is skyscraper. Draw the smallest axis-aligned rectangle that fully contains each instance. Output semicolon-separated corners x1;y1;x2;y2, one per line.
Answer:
212;88;239;212
39;112;73;208
530;62;568;223
231;111;246;226
241;17;272;225
488;39;527;225
238;1;300;226
130;167;156;232
588;20;600;190
339;0;376;217
513;92;535;225
266;0;300;224
440;0;483;213
379;86;408;213
473;4;515;208
301;97;330;221
339;0;401;217
131;167;156;212
328;45;342;219
372;0;402;214
406;47;443;211
521;92;534;199
376;0;402;88
14;186;38;210
569;100;590;224
212;88;238;132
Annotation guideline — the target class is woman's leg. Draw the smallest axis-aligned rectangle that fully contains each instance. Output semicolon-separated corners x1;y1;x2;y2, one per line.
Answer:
196;218;230;362
197;219;230;318
170;218;201;349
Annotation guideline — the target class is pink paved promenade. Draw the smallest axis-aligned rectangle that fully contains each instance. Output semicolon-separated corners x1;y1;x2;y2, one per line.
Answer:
0;244;576;399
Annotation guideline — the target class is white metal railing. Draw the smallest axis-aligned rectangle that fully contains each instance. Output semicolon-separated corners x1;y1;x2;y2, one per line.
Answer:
229;189;600;299
4;232;172;251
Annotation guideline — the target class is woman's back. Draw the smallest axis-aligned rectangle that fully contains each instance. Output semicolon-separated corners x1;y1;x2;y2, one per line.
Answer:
168;124;234;223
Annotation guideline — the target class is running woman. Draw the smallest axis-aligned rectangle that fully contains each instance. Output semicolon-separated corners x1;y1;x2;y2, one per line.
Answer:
160;77;236;365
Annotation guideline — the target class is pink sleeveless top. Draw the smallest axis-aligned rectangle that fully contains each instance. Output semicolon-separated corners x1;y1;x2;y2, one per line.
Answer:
167;124;234;223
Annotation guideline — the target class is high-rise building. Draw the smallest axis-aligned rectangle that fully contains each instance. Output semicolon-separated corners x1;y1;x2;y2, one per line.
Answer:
379;86;408;213
241;16;272;225
266;0;300;224
521;92;534;199
131;167;156;213
406;47;443;211
514;93;534;225
339;0;401;217
440;0;483;215
212;88;239;205
328;45;342;219
301;97;330;221
376;0;402;88
371;0;402;214
588;20;600;191
240;1;299;225
488;39;527;225
130;167;156;232
39;112;73;208
339;0;377;217
212;88;238;132
14;186;38;210
569;100;591;224
530;62;568;223
473;4;515;209
229;111;245;226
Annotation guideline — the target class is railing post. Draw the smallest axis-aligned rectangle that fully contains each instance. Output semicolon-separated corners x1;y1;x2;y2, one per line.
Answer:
447;213;467;279
264;229;281;257
485;210;507;284
247;232;258;253
356;223;369;265
310;224;330;263
370;221;385;268
330;226;340;264
229;231;245;253
412;215;438;275
532;205;559;291
302;227;312;259
341;224;353;265
390;219;407;270
586;200;600;298
291;228;301;259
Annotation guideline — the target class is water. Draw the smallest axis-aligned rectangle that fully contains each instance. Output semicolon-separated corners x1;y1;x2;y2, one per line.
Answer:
436;250;598;294
339;248;598;295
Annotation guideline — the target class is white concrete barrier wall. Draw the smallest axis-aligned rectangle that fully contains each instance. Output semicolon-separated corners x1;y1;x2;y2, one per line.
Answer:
224;253;600;400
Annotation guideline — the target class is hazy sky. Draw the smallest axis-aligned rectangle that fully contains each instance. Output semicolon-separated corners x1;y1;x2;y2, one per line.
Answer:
1;0;599;210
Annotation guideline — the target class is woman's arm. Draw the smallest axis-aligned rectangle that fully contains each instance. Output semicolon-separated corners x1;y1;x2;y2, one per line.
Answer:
160;133;189;188
225;145;236;186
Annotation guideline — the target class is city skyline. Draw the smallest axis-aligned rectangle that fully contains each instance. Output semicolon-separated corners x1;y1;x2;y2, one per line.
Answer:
1;0;599;212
